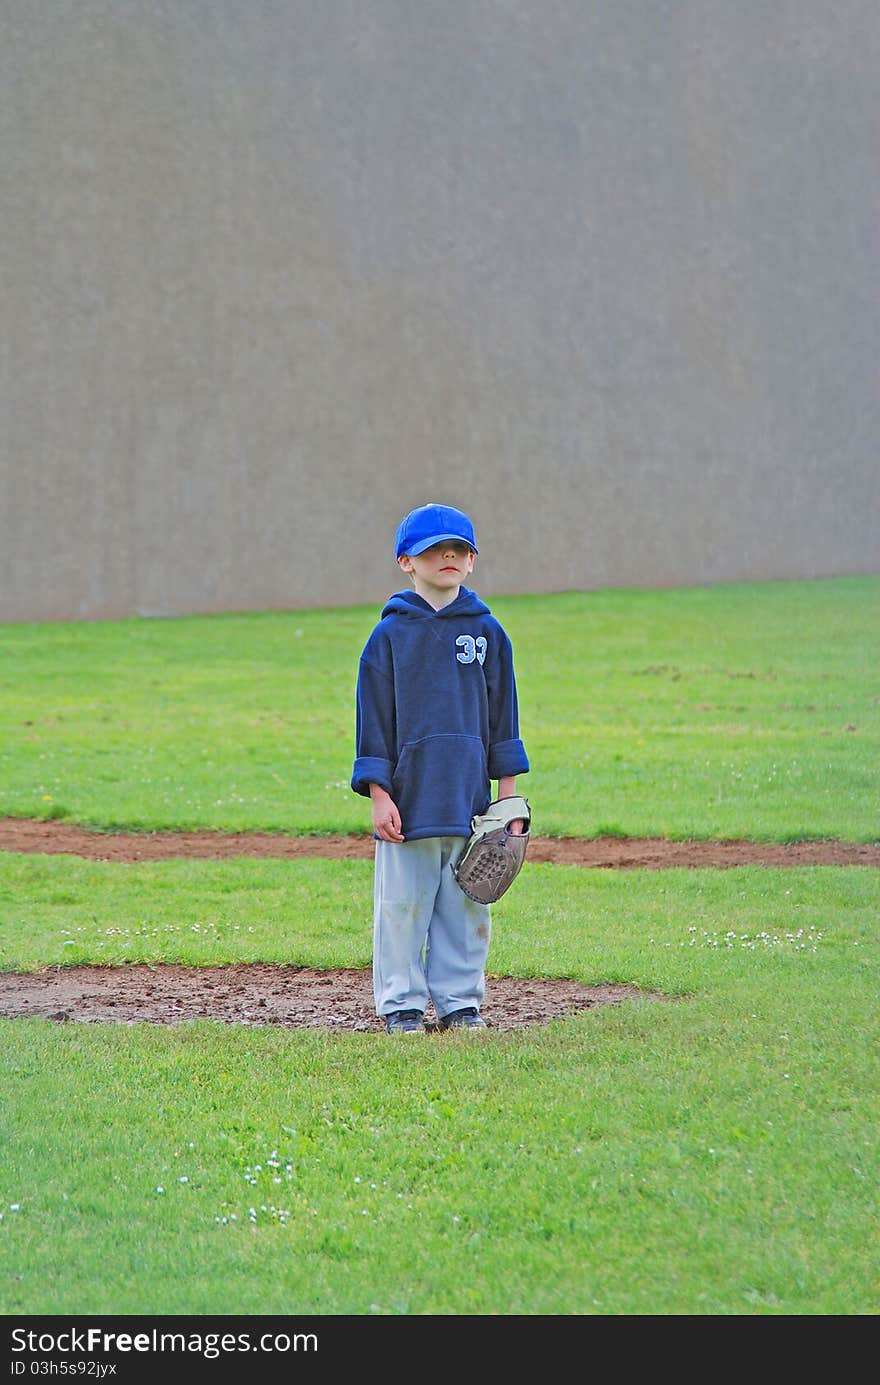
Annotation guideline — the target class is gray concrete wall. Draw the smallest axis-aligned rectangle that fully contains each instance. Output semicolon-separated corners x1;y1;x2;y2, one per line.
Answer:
2;0;878;622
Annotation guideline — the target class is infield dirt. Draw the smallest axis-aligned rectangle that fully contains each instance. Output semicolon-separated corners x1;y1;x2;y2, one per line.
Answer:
3;817;877;868
1;817;875;1032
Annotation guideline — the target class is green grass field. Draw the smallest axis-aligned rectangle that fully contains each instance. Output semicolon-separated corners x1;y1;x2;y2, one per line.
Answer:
0;575;877;840
1;576;878;1316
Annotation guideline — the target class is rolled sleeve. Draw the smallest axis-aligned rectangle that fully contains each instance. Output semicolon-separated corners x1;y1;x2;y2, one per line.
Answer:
351;754;394;798
487;737;530;781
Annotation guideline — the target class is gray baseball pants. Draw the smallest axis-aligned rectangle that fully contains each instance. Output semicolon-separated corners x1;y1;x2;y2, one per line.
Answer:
373;837;492;1019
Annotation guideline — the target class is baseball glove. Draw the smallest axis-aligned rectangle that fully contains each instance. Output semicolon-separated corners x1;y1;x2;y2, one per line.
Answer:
453;795;531;905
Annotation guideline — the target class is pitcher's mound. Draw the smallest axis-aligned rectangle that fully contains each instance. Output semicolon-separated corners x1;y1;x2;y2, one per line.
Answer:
0;963;657;1032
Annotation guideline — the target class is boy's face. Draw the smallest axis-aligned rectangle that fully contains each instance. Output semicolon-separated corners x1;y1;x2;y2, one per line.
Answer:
398;540;475;605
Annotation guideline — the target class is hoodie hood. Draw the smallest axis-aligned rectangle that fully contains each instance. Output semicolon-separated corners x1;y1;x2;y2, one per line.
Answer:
381;586;491;620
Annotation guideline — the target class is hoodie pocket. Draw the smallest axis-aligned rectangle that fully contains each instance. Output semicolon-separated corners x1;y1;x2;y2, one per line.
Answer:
393;734;490;832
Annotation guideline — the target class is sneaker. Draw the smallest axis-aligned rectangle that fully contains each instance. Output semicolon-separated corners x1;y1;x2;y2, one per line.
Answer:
439;1007;487;1031
384;1009;425;1034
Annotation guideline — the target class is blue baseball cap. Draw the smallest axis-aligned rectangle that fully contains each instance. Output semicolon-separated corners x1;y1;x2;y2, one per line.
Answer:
395;503;479;559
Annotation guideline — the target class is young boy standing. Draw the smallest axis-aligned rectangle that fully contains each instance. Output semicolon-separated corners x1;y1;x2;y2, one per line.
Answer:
351;502;529;1034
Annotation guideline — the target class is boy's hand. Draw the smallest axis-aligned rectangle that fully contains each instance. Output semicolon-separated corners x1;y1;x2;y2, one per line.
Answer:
498;778;525;833
370;786;405;842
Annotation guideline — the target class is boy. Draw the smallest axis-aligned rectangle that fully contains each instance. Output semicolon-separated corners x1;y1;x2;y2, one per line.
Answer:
351;502;529;1034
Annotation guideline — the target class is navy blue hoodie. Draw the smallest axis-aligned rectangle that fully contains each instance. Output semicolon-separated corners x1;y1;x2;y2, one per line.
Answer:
351;587;529;839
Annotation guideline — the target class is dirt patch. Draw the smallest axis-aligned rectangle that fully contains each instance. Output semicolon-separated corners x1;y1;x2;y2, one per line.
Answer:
0;963;651;1033
2;817;878;868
